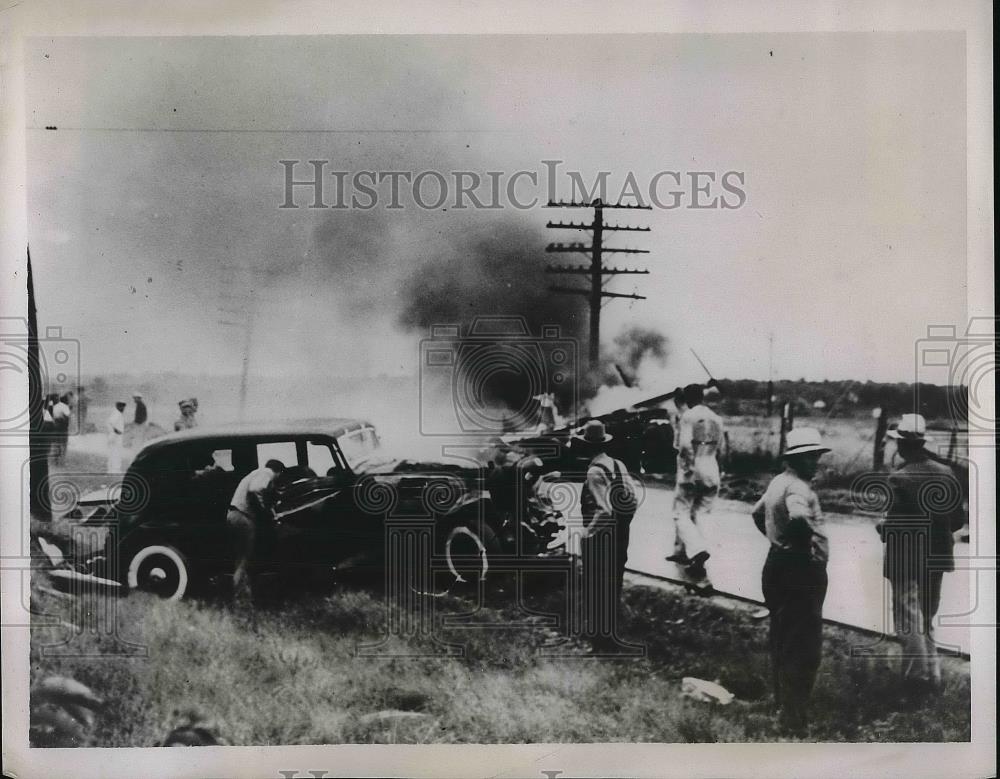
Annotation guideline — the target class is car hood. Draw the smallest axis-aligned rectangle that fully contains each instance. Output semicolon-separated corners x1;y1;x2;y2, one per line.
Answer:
352;456;482;479
274;458;486;519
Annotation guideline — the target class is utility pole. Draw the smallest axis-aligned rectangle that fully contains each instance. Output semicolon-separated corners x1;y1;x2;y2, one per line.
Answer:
237;302;255;421
766;332;774;417
545;198;652;369
219;264;269;422
27;247;51;520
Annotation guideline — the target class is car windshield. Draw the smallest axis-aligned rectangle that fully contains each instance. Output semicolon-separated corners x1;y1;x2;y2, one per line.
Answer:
337;427;380;470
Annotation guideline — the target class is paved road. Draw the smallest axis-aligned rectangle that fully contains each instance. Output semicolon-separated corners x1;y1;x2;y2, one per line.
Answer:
614;484;973;655
65;434;975;653
68;432;138;468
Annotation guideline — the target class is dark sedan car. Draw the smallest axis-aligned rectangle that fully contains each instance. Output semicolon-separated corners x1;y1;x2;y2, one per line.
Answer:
87;418;562;600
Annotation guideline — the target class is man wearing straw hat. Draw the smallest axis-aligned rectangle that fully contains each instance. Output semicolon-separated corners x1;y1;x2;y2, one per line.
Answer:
751;427;830;735
576;419;639;650
879;413;965;701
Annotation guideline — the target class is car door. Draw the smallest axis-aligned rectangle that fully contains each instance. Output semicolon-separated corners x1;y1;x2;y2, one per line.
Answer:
271;436;368;569
170;442;252;574
328;429;392;559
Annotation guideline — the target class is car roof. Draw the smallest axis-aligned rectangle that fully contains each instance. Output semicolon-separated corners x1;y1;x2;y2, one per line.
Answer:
134;417;374;455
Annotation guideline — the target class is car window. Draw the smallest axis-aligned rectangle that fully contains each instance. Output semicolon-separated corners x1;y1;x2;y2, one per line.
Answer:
257;440;299;470
306;441;339;475
209;449;235;472
337;427;380;469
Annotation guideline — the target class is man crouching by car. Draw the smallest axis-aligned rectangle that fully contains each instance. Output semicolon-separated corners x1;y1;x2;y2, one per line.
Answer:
227;459;285;627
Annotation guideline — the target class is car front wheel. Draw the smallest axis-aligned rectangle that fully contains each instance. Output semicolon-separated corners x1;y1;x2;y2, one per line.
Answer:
444;522;499;585
126;544;190;601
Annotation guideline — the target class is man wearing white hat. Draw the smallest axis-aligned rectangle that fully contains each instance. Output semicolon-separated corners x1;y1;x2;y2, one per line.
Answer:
751;427;830;735
879;413;965;700
174;398;197;431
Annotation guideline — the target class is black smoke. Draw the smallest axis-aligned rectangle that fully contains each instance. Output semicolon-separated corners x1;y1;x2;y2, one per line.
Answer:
308;207;666;422
614;326;669;373
397;219;587;414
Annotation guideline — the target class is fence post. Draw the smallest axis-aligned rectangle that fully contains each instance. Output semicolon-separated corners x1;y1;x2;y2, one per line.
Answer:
778;402;792;456
872;406;888;470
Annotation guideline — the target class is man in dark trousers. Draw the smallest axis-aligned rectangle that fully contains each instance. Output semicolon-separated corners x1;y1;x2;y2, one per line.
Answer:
751;427;830;735
879;413;965;701
576;419;639;651
226;458;285;627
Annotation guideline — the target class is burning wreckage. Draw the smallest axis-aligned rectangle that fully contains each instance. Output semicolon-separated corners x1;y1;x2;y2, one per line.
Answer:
45;384;707;602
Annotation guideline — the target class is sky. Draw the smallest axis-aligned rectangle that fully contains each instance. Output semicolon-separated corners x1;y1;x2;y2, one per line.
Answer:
24;33;967;387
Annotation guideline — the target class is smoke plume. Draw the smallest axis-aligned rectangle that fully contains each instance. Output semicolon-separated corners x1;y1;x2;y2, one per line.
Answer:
587;326;672;416
305;209;666;427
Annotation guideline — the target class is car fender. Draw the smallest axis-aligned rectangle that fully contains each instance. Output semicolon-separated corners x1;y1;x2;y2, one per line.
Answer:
439;494;500;547
444;492;495;522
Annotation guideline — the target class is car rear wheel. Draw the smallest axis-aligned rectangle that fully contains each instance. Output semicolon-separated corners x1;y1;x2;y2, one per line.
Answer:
444;522;499;585
126;544;190;601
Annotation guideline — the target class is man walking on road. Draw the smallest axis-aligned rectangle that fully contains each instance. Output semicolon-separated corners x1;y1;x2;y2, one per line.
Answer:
751;427;830;735
878;413;965;702
577;420;640;651
667;383;725;590
226;459;286;626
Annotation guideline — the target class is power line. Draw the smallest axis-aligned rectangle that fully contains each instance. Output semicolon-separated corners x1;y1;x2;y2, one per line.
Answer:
545;198;652;368
545;264;649;275
32;126;512;135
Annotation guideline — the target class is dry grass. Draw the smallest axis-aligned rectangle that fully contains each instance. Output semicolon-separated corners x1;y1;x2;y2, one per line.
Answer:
30;568;970;746
29;420;970;746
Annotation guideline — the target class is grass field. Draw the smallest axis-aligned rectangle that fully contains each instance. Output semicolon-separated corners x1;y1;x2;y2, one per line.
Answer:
720;413;968;512
30;564;970;746
29;414;971;746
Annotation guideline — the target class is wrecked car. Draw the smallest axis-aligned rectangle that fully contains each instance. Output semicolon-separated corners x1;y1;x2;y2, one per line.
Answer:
75;418;563;600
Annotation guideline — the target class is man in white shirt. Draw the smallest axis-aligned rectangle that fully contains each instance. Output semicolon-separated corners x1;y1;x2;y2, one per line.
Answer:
668;384;725;588
51;394;72;464
751;427;830;735
105;402;126;473
131;392;149;447
226;459;286;623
